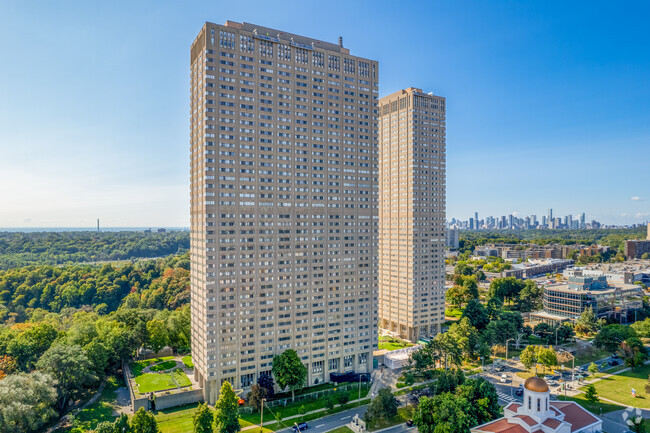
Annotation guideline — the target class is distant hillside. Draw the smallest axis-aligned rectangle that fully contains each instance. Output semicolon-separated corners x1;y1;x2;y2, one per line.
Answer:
0;231;189;270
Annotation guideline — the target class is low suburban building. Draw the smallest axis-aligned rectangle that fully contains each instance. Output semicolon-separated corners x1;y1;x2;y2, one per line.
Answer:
472;377;602;433
530;275;643;325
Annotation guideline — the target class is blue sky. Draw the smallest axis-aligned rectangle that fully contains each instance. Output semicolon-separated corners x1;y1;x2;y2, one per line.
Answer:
0;0;648;227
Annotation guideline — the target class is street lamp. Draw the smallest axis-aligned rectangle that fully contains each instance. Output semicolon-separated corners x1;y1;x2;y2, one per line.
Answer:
505;338;514;361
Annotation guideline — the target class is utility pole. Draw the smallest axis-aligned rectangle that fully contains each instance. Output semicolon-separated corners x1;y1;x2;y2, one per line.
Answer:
260;398;266;433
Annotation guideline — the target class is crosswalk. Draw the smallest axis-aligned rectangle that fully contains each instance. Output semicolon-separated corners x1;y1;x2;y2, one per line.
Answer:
497;391;519;403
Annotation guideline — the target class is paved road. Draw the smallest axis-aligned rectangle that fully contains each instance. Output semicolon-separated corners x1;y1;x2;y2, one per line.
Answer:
275;405;370;433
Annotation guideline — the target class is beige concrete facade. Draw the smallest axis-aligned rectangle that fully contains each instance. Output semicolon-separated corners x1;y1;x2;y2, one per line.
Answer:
378;88;446;342
190;21;378;404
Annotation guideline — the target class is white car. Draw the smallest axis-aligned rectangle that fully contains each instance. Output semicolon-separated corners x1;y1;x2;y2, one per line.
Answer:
500;374;508;383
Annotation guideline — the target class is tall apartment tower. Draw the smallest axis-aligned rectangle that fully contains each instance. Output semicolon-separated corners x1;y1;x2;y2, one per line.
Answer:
190;21;379;403
378;88;446;343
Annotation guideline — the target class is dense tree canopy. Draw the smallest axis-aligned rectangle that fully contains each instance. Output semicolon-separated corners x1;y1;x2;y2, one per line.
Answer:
0;231;189;270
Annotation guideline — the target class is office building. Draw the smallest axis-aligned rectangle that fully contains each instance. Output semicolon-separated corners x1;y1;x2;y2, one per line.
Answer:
190;21;378;403
378;87;446;342
530;275;643;325
446;228;460;249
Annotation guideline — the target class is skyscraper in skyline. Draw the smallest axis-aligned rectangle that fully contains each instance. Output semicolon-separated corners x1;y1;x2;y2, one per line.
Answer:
378;87;446;342
190;21;378;403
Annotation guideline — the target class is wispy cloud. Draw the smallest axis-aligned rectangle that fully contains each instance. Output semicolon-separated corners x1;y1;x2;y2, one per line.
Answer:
620;213;628;217
631;196;644;201
635;212;649;219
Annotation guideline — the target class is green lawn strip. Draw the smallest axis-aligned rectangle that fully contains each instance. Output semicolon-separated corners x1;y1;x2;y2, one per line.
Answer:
326;427;355;433
393;384;427;396
366;406;412;431
136;368;191;394
273;381;357;400
68;376;123;431
150;360;179;372
581;364;650;408
444;307;463;318
182;355;194;369
556;394;623;414
241;387;370;426
378;336;413;352
131;356;176;376
573;348;611;366
154;404;272;433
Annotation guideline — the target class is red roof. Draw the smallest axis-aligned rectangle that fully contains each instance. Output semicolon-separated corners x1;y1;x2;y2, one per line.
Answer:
543;419;562;429
550;402;600;432
474;418;530;433
515;416;537;427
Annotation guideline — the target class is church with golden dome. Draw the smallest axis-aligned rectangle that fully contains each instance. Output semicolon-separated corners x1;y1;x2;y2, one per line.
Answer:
471;377;602;433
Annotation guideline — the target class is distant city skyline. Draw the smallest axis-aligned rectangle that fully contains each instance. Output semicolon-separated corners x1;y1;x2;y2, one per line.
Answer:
0;1;649;227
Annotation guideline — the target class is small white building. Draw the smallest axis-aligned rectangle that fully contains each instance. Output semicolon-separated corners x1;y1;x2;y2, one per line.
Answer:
472;377;601;433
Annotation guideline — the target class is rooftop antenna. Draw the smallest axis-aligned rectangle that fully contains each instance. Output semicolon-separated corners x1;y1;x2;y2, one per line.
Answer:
97;218;100;232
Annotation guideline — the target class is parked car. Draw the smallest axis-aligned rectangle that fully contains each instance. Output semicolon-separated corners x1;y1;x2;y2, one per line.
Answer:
608;360;619;366
293;423;309;432
611;353;619;359
515;389;524;396
406;420;414;427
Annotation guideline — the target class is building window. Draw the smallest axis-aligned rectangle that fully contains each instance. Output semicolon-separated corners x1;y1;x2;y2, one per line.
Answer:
528;396;531;410
537;398;540;412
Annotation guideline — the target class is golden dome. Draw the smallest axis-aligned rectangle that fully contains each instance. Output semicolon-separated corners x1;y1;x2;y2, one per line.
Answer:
524;376;549;392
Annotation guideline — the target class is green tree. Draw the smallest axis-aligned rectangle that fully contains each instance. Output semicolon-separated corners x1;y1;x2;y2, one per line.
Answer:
594;324;635;352
430;369;465;395
462;299;489;330
446;318;480;359
6;322;58;371
520;346;538;370
487;277;524;304
588;362;599;375
272;349;307;402
114;414;130;433
131;407;160;433
618;337;647;369
94;422;116;433
414;393;475;433
456;378;500;425
214;381;240;433
257;375;275;399
36;342;98;410
365;387;398;424
0;371;58;433
193;402;214;433
146;319;170;354
538;347;558;372
485;320;516;345
247;384;267;412
519;280;543;312
584;384;599;403
575;307;600;336
631;318;650;338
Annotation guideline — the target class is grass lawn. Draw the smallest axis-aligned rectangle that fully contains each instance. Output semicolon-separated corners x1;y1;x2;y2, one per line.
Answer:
131;356;176;376
556;394;623;414
583;364;650;408
154;404;274;433
58;376;123;432
182;355;193;369
136;368;191;394
366;406;412;431
150;360;178;372
378;336;413;352
241;385;371;426
573;348;611;366
445;307;464;318
326;427;354;433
